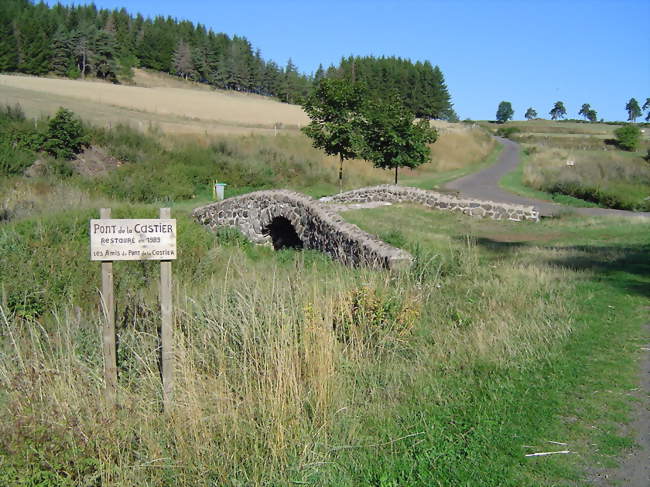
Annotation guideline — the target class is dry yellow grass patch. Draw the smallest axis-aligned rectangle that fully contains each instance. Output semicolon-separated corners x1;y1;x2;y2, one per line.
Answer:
0;74;309;132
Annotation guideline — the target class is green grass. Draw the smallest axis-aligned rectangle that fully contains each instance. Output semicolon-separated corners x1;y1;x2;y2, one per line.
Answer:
340;207;649;485
1;112;649;485
2;196;648;485
499;149;602;208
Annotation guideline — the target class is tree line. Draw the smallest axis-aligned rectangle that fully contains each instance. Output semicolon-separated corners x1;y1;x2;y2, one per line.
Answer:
496;98;650;123
0;1;457;114
0;0;311;101
322;56;457;121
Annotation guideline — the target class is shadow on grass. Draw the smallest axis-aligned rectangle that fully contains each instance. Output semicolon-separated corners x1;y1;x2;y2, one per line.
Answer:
465;237;650;299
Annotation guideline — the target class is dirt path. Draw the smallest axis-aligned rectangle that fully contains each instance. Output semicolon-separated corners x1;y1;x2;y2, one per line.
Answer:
443;137;650;218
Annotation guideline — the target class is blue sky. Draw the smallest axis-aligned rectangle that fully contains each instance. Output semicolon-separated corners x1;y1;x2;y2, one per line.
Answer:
52;0;649;121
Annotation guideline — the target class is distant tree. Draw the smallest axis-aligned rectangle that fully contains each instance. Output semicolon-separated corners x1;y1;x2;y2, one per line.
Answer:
172;39;196;80
549;101;567;120
613;125;641;151
313;63;325;84
302;78;366;192
641;97;650;122
358;96;437;184
0;16;18;71
93;29;118;82
625;98;641;122
586;109;598;122
524;107;537;120
578;103;591;120
496;101;514;123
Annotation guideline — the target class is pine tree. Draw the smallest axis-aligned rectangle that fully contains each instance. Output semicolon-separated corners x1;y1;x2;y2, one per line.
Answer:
549;101;567;120
578;103;592;121
313;64;325;84
50;28;74;76
625;98;641;122
172;39;196;80
93;29;118;81
0;18;18;71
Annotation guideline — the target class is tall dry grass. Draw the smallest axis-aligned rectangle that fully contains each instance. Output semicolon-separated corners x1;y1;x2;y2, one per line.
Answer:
522;145;650;209
0;236;573;485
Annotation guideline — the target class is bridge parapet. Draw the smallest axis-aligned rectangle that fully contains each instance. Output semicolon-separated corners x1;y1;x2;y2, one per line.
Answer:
323;185;540;221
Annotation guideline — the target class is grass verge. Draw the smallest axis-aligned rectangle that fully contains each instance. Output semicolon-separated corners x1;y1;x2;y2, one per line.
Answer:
1;198;648;485
499;149;601;208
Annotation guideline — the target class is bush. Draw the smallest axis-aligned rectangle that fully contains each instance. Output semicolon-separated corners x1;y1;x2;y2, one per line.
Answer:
613;125;641;151
0;140;35;176
495;126;520;139
43;108;89;159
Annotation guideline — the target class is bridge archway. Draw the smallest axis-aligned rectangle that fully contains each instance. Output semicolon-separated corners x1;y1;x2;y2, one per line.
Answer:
264;216;303;250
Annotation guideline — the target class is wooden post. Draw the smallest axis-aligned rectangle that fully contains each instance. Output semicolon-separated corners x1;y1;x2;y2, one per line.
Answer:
100;208;117;408
160;207;174;411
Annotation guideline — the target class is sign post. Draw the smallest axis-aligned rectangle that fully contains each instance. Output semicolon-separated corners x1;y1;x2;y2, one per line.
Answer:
159;208;174;411
99;208;117;408
90;209;177;411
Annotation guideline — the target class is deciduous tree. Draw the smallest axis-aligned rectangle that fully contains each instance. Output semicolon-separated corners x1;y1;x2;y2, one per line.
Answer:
358;96;437;184
301;78;366;192
524;107;537;120
496;101;514;123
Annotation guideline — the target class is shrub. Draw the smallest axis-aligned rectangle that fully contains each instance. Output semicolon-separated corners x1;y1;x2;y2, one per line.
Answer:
0;140;35;176
495;126;520;139
43;108;89;159
613;125;641;151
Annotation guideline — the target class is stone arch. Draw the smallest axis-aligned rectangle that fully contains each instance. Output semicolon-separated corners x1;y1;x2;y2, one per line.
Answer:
264;216;303;250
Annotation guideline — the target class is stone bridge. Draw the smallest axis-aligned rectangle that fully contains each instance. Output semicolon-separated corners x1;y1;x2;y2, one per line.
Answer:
192;186;539;270
192;190;413;270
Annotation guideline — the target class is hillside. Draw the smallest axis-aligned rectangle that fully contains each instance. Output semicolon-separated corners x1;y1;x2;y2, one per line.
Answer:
0;73;309;136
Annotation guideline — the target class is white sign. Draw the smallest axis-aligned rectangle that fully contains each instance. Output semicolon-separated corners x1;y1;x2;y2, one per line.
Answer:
90;219;177;261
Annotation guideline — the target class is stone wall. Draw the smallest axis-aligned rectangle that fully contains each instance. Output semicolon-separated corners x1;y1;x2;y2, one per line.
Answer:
322;185;540;222
192;190;413;270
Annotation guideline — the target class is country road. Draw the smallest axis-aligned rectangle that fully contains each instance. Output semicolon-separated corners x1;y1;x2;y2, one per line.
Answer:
444;137;650;218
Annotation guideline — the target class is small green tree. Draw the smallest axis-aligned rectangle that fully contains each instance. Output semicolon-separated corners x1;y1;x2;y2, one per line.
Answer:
358;96;437;184
549;101;567;120
613;125;641;151
44;107;89;159
302;79;366;192
625;98;641;122
524;107;537;120
496;101;514;123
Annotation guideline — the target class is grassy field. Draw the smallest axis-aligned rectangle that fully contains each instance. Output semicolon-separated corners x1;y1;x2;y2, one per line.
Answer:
1;184;648;485
0;87;648;485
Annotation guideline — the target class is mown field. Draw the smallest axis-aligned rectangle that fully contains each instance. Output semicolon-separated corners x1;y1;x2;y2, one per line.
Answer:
0;81;648;485
0;71;308;136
